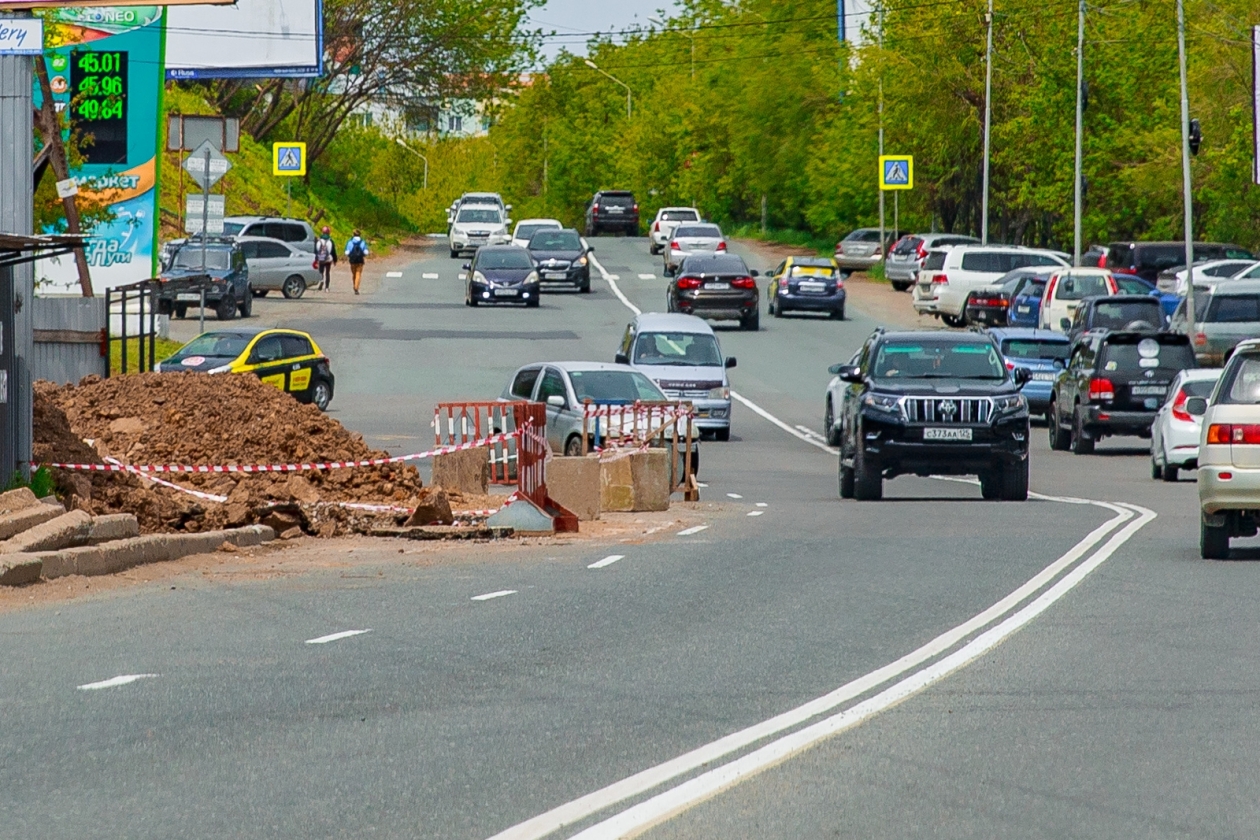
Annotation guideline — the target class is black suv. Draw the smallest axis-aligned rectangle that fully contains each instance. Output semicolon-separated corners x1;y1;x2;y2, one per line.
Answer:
157;240;252;320
832;329;1031;501
1063;294;1167;341
1048;330;1195;454
585;190;640;236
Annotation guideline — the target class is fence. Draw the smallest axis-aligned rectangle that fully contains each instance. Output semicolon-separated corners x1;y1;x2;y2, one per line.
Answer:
30;295;106;385
582;399;700;501
105;279;161;377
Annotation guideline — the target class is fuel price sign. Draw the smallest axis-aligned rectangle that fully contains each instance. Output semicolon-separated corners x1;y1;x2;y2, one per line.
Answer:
71;50;128;164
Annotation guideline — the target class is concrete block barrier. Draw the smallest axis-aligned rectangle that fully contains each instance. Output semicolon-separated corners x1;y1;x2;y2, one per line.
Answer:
432;446;490;495
0;558;42;586
631;450;671;512
0;510;92;554
0;503;67;542
547;456;601;521
87;514;140;544
0;488;39;515
600;456;636;512
33;524;276;581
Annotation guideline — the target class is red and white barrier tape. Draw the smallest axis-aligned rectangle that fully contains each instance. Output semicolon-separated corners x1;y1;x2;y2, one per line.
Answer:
104;457;230;502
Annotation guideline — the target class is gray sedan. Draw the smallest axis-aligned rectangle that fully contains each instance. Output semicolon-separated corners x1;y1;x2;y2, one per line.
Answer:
238;236;322;299
664;224;726;276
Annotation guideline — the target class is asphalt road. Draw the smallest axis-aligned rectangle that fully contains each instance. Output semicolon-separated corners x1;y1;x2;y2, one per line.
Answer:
4;236;1255;839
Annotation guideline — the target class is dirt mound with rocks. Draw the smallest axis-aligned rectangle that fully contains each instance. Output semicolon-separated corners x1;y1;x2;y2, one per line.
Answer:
34;372;433;535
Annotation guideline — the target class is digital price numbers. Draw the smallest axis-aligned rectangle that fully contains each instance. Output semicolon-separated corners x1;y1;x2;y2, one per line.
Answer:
71;50;128;164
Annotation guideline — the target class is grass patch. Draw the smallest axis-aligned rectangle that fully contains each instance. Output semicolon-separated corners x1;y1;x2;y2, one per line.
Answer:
725;223;836;255
110;336;184;375
4;465;54;498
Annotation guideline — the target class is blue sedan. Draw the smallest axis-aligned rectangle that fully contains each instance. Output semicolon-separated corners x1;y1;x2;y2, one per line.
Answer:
1001;269;1054;328
986;327;1070;417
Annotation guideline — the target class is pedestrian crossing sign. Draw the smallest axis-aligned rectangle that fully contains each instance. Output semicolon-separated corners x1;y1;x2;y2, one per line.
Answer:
879;155;914;190
272;142;307;176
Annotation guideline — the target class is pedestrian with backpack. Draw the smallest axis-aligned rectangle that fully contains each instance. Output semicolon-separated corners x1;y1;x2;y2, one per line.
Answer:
314;226;337;291
345;230;369;295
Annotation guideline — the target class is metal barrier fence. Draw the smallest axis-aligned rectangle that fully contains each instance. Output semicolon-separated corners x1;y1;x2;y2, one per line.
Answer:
105;279;160;377
582;399;700;501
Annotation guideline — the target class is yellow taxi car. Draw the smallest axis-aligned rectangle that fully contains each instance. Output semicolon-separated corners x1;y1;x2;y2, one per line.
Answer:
155;327;335;410
765;255;847;319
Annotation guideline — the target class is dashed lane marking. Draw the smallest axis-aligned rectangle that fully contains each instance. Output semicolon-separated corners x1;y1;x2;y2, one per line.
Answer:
386;271;403;278
588;555;625;569
747;511;764;517
77;674;159;691
756;502;768;507
422;272;440;279
726;493;743;499
305;629;372;645
472;590;518;601
676;525;709;536
638;273;656;280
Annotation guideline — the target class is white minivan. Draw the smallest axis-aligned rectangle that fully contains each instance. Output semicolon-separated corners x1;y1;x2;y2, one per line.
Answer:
913;245;1068;326
1038;268;1120;332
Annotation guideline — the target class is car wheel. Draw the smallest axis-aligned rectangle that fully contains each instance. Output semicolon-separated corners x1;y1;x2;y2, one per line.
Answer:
526;296;540;308
1201;513;1230;560
450;248;460;259
1162;462;1179;482
252;289;268;298
979;470;1002;499
769;298;779;317
579;273;591;293
839;460;856;499
742;310;760;331
1048;399;1071;450
565;435;584;457
238;288;253;317
941;313;965;328
311;379;333;411
1151;456;1163;480
1001;459;1030;501
174;304;187;319
649;244;661;255
1070;407;1095;454
853;444;882;501
824;401;841;447
891;281;912;292
713;427;731;442
831;305;845;320
215;295;236;321
282;275;306;299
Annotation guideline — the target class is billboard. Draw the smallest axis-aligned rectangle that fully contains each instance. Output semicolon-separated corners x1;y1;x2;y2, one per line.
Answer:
165;0;322;79
37;8;163;293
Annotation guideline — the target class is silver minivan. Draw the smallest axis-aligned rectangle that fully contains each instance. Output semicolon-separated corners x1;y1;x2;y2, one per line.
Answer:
616;312;736;440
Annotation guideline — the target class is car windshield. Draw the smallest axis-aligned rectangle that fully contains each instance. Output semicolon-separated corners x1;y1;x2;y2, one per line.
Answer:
661;210;699;222
173;248;231;270
1206;294;1260;323
1056;274;1111;300
1092;301;1163;329
675;225;722;238
569;370;665;402
530;230;581;250
1001;339;1070;361
872;340;1006;379
221;222;244;235
170;333;251;359
477;250;533;270
515;223;556;241
457;208;501;224
633;332;723;366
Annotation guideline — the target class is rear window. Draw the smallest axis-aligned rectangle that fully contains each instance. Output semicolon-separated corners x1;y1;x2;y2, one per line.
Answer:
845;229;882;242
221;222;244;236
892;237;922;255
961;251;1060;273
1091;300;1163;329
1134;245;1186;273
600;194;636;207
681;255;748;275
789;264;838;279
661;210;699;222
1206;294;1260;323
1001;339;1070;361
675;225;722;238
922;251;948;271
1203;261;1253;277
1055;274;1111;300
1180;379;1217;398
1100;336;1194;373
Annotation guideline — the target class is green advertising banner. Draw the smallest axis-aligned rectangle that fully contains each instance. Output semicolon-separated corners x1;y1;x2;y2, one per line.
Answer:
36;7;164;293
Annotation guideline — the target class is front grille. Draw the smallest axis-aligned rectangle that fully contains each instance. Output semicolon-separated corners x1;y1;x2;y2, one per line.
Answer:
903;397;992;424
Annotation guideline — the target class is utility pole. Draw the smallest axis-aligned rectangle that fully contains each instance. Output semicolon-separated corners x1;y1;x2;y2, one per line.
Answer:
981;0;994;243
1176;0;1196;326
1072;0;1085;266
878;2;885;256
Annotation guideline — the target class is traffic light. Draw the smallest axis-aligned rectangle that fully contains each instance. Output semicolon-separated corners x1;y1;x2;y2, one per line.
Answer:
1189;118;1202;156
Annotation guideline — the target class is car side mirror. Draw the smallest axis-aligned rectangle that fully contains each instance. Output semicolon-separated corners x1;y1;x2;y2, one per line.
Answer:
1059;317;1072;331
750;269;761;277
725;357;737;369
1185;396;1208;417
505;204;513;212
546;395;566;409
587;246;595;253
1013;367;1031;387
832;364;863;383
614;352;629;365
462;263;471;271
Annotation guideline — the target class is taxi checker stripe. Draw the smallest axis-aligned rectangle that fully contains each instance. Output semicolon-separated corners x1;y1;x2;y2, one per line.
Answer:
45;428;524;474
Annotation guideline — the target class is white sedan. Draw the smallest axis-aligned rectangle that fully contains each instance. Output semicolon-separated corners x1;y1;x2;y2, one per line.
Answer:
1151;368;1222;482
510;218;562;249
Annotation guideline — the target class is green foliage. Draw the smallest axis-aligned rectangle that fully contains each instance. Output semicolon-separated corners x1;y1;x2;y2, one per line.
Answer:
5;466;54;499
110;336;184;375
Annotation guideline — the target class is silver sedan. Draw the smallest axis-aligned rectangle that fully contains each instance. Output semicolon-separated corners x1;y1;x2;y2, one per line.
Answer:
238;236;322;299
664;224;726;276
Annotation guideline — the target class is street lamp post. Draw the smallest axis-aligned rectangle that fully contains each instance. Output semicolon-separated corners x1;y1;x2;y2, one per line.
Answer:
1175;0;1196;326
1072;0;1085;266
395;137;428;190
584;59;632;119
981;0;994;244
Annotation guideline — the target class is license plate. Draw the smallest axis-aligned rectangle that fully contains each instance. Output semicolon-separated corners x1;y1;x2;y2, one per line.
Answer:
606;207;624;213
1017;306;1030;313
799;282;827;294
176;293;202;302
973;312;989;321
1131;385;1167;396
705;282;730;290
1032;372;1057;381
544;272;567;280
924;427;973;441
494;288;519;297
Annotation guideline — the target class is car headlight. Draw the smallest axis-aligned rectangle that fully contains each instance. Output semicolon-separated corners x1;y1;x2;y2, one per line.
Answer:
577;256;588;266
525;271;539;284
206;364;232;374
708;386;730;400
994;394;1027;413
862;393;900;413
472;270;487;284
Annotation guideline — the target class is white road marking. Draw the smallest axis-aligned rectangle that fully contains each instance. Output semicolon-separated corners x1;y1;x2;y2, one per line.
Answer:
472;590;517;601
794;424;827;441
588;254;641;315
305;629;371;645
77;674;159;691
756;502;768;507
386;271;403;278
746;511;764;517
422;272;440;279
608;274;621;280
638;273;656;280
676;525;709;536
588;554;625;569
484;502;1146;840
697;483;708;488
731;392;838;454
726;493;743;499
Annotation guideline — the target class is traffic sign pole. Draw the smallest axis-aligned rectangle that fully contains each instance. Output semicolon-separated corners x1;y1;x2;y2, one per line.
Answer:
200;145;208;333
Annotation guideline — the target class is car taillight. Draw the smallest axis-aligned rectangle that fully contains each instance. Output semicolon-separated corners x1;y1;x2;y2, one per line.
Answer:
1088;377;1114;401
1194;333;1208;346
916;242;929;261
677;276;702;289
972;295;1006;307
1115;266;1137;275
1171;388;1194;422
1208;424;1260;444
653;221;660;232
1097;254;1107;268
632;203;639;213
731;276;756;289
931;273;948;285
716;242;727;251
670;240;681;250
592;205;599;215
1005;359;1016;371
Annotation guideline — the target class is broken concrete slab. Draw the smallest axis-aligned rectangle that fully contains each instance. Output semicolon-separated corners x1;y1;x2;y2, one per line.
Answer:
548;456;601;521
86;514;140;545
432;446;490;495
404;489;453;526
33;524;276;581
0;510;92;554
0;503;67;542
366;525;514;540
0;487;39;515
0;558;42;586
486;498;554;535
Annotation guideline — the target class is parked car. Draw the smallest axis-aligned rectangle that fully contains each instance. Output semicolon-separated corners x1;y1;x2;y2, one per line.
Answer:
1004;269;1055;328
156;327;334;410
1150;368;1222;482
1104;241;1253;283
500;361;671;456
834;228;900;274
1189;339;1260;557
1169;279;1260;366
510;218;562;249
886;233;981;291
1156;259;1258;296
449;204;511;258
526;228;592;293
1063;294;1166;342
963;285;1013;327
827;328;1031;501
237;236;320;299
585;190;640;236
463;245;540;307
1037;269;1120;332
663;223;726;276
649;207;701;255
1048;330;1196;454
666;253;761;331
157;240;252;320
765;256;846;319
616;312;736;440
986;327;1070;417
913;246;1068;327
160;216;317;268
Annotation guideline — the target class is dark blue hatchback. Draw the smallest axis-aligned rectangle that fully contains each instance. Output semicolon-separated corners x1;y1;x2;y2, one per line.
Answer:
986;327;1070;417
464;245;541;307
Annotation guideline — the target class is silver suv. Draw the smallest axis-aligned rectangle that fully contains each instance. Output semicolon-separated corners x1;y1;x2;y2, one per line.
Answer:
160;216;317;269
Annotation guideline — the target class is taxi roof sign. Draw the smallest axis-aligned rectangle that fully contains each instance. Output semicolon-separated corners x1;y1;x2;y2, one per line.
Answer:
273;142;306;176
879;155;913;191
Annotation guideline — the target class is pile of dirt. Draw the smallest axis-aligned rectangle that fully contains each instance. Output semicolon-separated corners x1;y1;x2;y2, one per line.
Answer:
34;372;432;535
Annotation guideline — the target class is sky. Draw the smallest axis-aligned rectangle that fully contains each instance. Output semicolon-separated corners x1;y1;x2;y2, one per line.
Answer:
530;0;671;59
